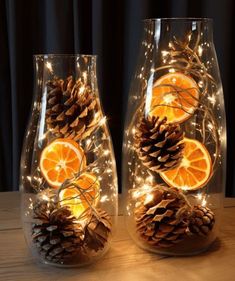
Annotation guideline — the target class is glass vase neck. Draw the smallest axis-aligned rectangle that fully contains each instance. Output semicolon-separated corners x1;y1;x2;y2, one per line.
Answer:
143;18;213;42
33;54;98;89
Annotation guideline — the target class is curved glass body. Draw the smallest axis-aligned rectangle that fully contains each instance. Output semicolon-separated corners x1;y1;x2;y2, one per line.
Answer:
20;55;118;266
123;19;226;255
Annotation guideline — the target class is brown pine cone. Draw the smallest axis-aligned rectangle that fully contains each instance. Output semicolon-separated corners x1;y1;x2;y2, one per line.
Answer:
32;200;84;264
84;209;112;252
135;116;184;172
46;76;101;141
134;186;190;248
188;205;215;236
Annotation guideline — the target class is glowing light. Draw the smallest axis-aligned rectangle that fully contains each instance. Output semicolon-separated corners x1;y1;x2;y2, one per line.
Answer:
136;176;142;183
208;95;216;106
144;193;154;204
202;198;207;207
55;165;61;171
181;185;190;191
79;85;85;94
59;173;100;219
41;194;49;201
169;68;176;73
33;176;43;185
161;50;169;57
60;189;87;219
46;61;53;72
132;190;141;199
100;195;108;203
146;175;154;183
207;122;213;131
86;138;92;147
132;184;153;199
163;94;176;104
55;160;66;171
197;193;203;200
198;46;203;56
126;205;131;216
103;150;109;156
198;80;204;88
99;116;107;126
27;176;32;182
181;158;190;168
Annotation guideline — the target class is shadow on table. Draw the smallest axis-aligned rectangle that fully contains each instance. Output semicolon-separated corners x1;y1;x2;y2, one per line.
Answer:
198;237;221;256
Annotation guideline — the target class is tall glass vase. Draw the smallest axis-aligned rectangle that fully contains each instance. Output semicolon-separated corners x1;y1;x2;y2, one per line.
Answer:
123;18;226;255
20;55;118;266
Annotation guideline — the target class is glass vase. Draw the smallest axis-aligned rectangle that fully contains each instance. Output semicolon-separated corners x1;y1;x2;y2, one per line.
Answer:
20;55;118;266
123;18;226;255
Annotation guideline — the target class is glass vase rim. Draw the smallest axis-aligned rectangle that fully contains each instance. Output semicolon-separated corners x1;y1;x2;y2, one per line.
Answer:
142;17;213;23
33;54;97;59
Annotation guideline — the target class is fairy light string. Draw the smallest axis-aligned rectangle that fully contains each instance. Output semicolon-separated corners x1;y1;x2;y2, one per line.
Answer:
26;68;114;224
55;115;112;221
126;31;221;202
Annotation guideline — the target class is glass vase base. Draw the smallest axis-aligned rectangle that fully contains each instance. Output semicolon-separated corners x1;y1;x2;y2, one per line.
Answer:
38;246;111;268
132;233;217;256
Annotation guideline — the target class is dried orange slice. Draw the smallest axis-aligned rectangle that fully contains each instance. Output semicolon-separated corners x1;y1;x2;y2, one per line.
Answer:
59;172;100;217
40;138;86;188
149;72;199;123
160;138;212;190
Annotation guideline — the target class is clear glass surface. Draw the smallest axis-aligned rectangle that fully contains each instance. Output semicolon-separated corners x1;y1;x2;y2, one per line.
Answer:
20;55;118;266
123;18;226;255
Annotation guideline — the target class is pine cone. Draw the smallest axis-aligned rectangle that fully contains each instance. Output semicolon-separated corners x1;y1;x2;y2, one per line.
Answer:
134;186;190;248
84;209;112;252
135;116;184;172
32;200;84;264
188;205;215;236
46;76;101;141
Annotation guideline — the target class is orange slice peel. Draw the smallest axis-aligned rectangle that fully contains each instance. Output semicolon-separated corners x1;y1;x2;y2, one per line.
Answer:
160;138;212;190
149;72;199;123
59;172;100;218
40;138;86;188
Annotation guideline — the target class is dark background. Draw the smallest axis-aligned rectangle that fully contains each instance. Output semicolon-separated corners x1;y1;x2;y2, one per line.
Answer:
0;0;234;196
